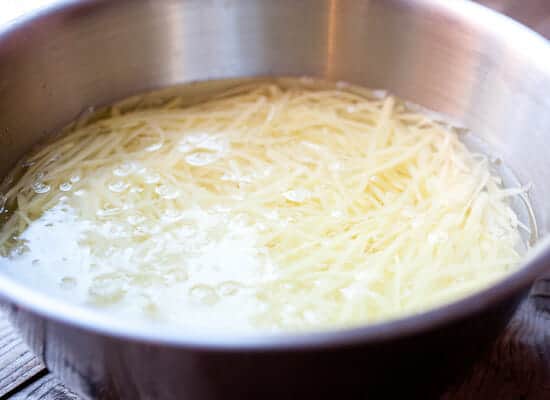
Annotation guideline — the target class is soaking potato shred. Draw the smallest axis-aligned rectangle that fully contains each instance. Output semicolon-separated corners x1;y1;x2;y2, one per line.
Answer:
0;79;525;333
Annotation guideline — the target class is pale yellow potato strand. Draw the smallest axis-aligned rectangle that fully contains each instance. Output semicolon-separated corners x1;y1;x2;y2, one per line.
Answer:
0;80;524;331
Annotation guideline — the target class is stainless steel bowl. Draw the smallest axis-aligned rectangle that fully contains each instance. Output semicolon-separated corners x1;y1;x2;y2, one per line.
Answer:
1;0;550;398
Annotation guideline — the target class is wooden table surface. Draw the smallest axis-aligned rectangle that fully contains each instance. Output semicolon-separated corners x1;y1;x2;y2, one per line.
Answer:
1;1;550;399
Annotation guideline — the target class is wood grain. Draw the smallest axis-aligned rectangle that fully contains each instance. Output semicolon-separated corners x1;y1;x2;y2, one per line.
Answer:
9;374;78;400
0;317;44;398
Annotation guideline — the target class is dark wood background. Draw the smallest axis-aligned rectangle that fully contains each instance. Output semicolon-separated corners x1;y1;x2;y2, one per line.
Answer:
1;1;550;399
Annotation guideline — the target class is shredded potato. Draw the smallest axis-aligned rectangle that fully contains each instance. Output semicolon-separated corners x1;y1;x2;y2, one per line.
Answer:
0;79;524;332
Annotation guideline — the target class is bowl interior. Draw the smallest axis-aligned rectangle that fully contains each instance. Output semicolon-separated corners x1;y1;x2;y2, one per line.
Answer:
0;0;549;346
